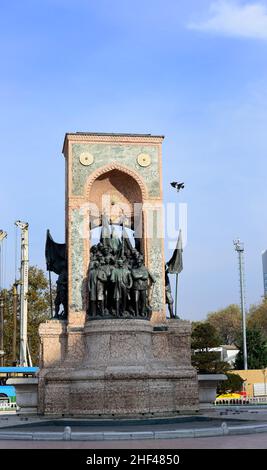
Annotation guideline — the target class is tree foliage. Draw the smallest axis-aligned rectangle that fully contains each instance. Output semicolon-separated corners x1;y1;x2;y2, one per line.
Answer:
191;322;229;374
235;327;267;370
191;300;267;373
207;304;241;345
247;298;267;340
1;266;52;366
217;372;244;395
191;322;222;350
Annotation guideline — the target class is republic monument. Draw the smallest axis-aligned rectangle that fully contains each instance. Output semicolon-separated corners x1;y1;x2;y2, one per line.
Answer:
38;132;199;416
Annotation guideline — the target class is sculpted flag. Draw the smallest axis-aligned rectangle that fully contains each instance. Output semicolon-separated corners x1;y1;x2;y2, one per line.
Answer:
121;226;134;257
167;229;183;274
45;230;66;275
100;214;111;247
110;226;121;254
134;236;142;253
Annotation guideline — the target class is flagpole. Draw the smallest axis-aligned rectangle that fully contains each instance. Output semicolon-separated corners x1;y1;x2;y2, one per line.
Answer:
170;181;185;319
122;221;124;258
121;211;125;258
175;273;179;318
49;270;53;319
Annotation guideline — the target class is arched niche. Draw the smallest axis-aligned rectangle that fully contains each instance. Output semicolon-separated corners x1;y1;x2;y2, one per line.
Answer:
88;168;144;236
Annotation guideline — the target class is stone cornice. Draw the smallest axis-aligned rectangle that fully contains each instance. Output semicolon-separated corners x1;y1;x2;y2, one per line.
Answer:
62;133;164;154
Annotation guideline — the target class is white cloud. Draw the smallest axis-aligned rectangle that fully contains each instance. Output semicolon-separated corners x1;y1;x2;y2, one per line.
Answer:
188;1;267;39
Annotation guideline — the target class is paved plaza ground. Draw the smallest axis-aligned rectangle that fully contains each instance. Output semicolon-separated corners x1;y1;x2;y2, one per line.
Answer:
1;407;267;448
0;433;267;448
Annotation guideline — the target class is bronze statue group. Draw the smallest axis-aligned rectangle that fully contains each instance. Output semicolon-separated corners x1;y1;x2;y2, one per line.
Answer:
48;218;177;321
88;240;156;319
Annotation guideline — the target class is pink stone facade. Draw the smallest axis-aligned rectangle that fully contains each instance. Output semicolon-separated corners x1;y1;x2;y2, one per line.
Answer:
38;319;199;416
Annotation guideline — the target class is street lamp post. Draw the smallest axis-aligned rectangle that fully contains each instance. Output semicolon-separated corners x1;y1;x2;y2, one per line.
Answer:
15;220;30;367
233;239;248;370
0;296;4;367
263;368;267;397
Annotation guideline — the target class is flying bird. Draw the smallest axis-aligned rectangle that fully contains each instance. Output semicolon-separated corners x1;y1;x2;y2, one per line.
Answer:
170;182;185;192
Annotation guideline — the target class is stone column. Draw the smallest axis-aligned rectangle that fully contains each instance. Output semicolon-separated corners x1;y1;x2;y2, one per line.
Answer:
38;320;67;414
39;320;67;368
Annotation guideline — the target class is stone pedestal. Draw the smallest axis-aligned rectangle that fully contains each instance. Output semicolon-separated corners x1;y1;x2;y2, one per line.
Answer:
39;320;68;368
7;378;39;414
198;374;227;406
38;319;199;417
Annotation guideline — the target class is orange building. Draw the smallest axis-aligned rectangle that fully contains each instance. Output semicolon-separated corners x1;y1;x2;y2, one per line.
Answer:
232;369;267;397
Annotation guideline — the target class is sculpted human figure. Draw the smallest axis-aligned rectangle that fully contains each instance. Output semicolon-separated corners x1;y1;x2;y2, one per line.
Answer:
131;258;156;317
90;245;98;258
88;260;99;317
165;267;175;318
89;245;98;270
127;248;139;268
100;255;114;310
88;239;156;319
101;246;111;259
54;267;68;319
96;251;104;263
97;259;108;315
98;242;104;251
132;248;140;262
88;260;108;316
111;259;133;316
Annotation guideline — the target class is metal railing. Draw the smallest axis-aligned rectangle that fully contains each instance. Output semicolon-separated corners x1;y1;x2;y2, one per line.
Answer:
0;401;17;411
215;396;267;406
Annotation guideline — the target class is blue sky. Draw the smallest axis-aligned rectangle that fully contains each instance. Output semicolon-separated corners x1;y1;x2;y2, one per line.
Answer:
1;0;267;320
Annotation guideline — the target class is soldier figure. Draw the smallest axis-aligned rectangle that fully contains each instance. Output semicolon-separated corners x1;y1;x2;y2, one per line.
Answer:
131;258;156;317
111;259;133;316
88;239;156;319
88;260;99;317
165;268;176;318
54;268;68;319
88;260;108;316
89;245;98;269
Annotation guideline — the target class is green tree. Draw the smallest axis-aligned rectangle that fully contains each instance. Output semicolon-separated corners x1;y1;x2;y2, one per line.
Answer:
235;327;267;370
2;266;52;366
217;372;244;395
191;322;229;374
207;304;241;345
247;298;267;340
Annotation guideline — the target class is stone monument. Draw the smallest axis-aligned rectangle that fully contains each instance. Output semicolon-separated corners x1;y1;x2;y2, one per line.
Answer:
38;132;199;416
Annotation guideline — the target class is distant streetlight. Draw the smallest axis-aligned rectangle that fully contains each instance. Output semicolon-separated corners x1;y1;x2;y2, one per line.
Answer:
0;230;7;292
242;378;247;396
0;296;4;367
263;368;267;397
233;239;248;370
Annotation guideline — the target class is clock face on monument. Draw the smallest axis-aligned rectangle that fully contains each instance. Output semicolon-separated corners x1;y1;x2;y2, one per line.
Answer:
137;153;151;167
79;152;94;166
